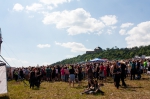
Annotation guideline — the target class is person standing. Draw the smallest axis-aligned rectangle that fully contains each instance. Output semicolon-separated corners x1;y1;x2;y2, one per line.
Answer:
77;65;83;86
35;68;42;88
96;64;100;80
143;59;147;73
87;65;94;88
14;69;19;82
64;66;69;82
113;64;121;89
19;68;24;79
106;63;110;77
136;60;141;79
131;61;136;80
99;63;104;84
81;65;85;80
46;66;51;82
24;68;29;81
55;66;59;81
69;65;75;87
120;60;127;87
61;67;65;81
29;67;35;89
52;67;56;81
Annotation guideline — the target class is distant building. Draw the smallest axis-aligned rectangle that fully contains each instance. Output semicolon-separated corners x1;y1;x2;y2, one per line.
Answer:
86;46;102;54
94;46;102;52
86;51;95;54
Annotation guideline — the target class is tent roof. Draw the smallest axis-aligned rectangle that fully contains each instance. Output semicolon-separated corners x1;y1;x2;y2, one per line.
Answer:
90;58;103;62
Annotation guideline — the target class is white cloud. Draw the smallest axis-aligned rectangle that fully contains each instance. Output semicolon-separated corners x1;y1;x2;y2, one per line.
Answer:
107;29;112;35
119;29;126;35
13;3;24;11
55;41;92;52
120;23;134;28
42;8;105;35
96;30;103;35
39;0;72;6
111;26;117;29
47;6;53;10
101;15;118;26
125;21;150;48
26;3;43;11
37;44;51;48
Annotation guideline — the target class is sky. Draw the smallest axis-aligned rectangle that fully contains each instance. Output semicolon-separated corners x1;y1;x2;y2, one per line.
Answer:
0;0;150;67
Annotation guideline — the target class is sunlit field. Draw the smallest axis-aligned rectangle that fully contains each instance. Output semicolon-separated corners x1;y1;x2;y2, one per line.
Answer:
0;74;150;99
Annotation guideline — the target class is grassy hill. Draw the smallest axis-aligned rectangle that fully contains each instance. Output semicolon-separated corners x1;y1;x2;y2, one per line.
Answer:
52;45;150;65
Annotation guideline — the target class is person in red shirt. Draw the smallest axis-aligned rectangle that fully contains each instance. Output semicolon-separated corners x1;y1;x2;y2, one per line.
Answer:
99;63;104;84
61;67;65;81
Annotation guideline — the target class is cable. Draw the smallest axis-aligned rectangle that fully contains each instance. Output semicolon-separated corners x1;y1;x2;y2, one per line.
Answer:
0;45;16;67
3;41;24;66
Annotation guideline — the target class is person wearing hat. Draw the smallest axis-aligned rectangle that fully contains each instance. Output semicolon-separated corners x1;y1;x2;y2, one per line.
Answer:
119;60;127;87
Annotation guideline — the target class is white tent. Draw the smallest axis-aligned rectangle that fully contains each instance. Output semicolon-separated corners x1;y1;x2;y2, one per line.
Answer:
0;65;8;94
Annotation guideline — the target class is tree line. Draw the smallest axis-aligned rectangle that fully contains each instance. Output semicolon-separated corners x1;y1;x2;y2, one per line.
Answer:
52;45;150;65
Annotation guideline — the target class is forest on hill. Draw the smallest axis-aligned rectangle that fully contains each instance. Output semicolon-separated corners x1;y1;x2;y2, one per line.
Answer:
52;45;150;65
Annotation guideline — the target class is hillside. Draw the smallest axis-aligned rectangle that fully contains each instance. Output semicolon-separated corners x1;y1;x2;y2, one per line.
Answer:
52;45;150;65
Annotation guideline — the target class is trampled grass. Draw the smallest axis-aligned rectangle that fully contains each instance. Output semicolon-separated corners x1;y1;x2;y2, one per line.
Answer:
1;74;150;99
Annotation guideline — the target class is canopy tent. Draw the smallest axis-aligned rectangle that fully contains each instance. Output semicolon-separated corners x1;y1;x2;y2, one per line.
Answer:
0;65;8;94
90;58;106;62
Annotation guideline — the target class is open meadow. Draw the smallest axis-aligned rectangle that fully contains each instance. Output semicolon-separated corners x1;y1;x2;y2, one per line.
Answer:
0;74;150;99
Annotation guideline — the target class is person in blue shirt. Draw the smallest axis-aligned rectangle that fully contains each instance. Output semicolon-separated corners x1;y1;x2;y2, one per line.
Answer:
131;60;136;80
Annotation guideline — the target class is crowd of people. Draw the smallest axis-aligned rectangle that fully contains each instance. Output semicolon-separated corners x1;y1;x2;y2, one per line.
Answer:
11;58;150;94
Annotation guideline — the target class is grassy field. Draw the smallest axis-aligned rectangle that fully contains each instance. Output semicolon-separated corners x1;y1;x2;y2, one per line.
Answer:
0;75;150;99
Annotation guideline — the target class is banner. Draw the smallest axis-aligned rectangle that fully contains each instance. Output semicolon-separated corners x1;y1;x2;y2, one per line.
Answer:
0;65;8;94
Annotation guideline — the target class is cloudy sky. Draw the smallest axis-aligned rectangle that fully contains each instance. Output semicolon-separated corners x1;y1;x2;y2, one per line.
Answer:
0;0;150;67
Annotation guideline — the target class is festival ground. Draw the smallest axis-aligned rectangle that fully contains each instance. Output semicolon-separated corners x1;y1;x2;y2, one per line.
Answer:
0;74;150;99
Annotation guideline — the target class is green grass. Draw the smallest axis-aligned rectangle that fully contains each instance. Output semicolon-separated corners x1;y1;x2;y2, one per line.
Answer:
1;75;150;99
